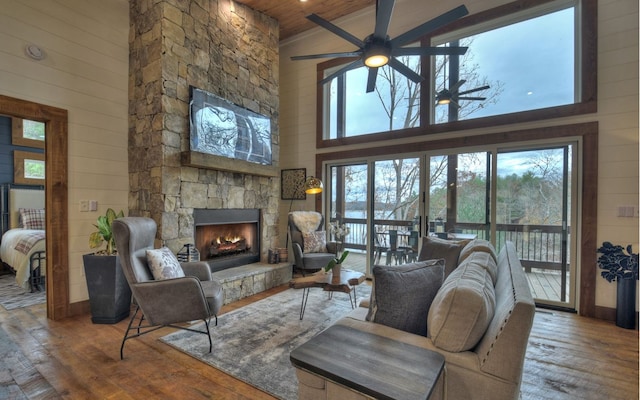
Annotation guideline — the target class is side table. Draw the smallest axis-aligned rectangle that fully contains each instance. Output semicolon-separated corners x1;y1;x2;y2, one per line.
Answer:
289;269;365;320
290;324;445;400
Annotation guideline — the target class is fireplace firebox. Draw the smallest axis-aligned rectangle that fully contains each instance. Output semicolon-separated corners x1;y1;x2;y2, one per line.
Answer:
194;208;260;272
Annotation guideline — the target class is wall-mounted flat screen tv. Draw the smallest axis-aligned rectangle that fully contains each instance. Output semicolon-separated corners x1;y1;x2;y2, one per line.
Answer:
189;87;272;166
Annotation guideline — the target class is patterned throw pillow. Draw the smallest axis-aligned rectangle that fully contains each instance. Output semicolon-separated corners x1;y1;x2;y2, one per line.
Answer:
302;231;328;253
146;247;185;280
19;208;45;230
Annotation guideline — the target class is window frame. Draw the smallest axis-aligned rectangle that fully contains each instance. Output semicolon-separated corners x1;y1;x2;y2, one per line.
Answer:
11;116;45;149
13;149;45;185
315;0;596;149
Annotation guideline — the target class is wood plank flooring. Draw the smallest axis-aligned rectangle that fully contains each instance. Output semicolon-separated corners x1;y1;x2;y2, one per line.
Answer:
0;284;637;400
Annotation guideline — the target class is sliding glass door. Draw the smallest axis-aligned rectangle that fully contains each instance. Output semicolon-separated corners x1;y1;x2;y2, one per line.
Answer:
425;144;576;309
495;146;575;307
326;142;577;310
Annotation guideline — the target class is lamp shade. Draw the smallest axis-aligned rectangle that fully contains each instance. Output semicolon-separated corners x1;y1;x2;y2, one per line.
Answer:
304;176;323;194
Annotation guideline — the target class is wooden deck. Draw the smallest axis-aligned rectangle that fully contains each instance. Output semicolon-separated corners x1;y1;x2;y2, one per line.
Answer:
341;251;570;303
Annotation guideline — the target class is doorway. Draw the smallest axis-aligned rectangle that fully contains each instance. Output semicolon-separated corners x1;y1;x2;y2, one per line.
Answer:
0;94;69;320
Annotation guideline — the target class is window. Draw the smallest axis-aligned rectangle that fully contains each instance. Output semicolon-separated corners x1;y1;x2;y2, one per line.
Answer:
317;0;595;146
326;56;421;139
14;150;45;185
433;1;576;123
11;117;45;148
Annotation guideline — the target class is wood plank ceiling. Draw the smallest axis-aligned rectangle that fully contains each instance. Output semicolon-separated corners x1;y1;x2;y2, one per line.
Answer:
234;0;374;41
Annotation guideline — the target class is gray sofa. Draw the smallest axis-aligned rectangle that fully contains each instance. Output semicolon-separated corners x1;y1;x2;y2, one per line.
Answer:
293;239;535;400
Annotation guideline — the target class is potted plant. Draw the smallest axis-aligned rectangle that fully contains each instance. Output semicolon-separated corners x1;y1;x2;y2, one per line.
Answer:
83;208;132;324
597;242;639;329
324;250;349;278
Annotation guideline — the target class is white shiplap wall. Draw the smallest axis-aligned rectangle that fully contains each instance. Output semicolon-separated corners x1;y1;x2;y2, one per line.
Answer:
0;0;129;302
279;0;639;310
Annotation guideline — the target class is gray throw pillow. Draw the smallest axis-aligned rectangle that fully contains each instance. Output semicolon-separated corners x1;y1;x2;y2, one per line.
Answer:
418;236;470;278
369;260;445;336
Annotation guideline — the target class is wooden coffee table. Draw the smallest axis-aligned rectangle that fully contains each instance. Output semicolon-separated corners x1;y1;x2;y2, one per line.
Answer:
290;324;445;400
289;269;365;320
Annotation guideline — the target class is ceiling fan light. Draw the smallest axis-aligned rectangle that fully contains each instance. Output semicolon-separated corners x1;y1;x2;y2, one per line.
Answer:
363;36;391;68
364;54;389;68
436;90;452;105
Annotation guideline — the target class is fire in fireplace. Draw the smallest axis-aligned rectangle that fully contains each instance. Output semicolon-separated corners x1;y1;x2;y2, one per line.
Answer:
209;233;249;257
194;209;260;272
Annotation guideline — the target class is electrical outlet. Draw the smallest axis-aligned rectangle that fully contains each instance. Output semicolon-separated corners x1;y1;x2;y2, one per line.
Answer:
79;200;89;212
89;200;98;211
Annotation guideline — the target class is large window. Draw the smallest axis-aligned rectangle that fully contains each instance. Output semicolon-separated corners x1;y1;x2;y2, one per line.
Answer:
317;0;595;146
432;1;576;123
326;56;421;138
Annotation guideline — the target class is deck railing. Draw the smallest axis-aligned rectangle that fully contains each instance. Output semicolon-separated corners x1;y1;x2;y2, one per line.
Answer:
331;218;567;272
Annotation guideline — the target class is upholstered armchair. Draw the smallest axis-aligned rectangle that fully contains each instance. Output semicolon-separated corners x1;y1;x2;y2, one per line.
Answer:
112;217;224;359
288;211;337;275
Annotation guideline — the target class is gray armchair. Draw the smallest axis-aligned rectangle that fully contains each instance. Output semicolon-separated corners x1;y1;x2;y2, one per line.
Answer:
288;211;337;275
112;217;224;359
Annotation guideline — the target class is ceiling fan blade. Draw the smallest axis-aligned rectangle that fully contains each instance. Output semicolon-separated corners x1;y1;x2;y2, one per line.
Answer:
291;51;362;61
373;0;396;39
458;85;490;95
392;46;467;57
388;58;423;83
366;67;379;93
449;79;467;93
319;59;364;85
306;14;365;48
451;99;461;109
457;96;486;101
390;5;469;47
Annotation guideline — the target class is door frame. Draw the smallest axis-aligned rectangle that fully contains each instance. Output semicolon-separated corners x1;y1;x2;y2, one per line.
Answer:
0;94;69;320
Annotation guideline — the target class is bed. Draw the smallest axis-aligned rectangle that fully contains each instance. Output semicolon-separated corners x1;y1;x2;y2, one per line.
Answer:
0;188;46;292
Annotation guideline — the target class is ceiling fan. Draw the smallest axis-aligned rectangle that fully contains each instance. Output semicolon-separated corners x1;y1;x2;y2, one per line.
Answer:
291;1;470;93
435;79;490;108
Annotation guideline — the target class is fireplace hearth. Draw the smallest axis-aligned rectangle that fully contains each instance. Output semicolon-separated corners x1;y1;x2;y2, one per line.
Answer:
194;208;260;273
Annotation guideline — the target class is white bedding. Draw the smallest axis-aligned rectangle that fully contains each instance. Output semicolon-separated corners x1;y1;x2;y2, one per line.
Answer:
0;228;46;290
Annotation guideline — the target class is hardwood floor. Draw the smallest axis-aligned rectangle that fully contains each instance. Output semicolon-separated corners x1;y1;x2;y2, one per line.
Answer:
1;284;637;399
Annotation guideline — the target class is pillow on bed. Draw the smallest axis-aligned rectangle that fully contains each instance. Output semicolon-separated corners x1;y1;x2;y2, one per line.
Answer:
146;247;185;280
19;208;45;230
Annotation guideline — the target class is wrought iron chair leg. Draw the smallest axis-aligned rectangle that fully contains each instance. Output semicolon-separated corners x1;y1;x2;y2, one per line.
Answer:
120;305;141;360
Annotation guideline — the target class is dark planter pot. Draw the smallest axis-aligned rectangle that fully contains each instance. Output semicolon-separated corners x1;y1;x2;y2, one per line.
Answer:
83;254;132;324
616;277;637;329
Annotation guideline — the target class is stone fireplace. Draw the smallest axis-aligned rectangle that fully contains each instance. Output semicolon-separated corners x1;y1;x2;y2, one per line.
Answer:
194;208;260;272
127;0;282;264
126;1;290;305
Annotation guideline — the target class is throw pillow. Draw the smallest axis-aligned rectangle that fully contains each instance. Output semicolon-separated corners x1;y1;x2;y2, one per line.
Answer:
19;208;45;230
418;236;470;278
146;247;185;280
458;239;498;265
368;259;445;336
459;250;498;285
302;231;328;253
427;261;496;352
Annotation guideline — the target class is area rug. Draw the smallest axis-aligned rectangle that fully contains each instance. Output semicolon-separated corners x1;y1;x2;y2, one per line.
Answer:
0;274;45;311
161;284;372;400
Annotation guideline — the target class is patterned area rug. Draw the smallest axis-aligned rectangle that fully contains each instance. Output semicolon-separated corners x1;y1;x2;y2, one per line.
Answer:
0;274;46;311
161;283;372;400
